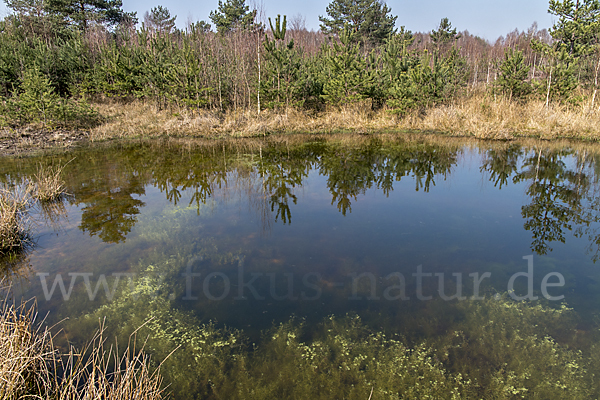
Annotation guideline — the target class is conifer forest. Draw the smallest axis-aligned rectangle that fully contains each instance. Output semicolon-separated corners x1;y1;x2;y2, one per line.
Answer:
0;0;599;131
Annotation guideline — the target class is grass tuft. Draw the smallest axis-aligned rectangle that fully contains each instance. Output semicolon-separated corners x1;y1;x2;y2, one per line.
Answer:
0;290;165;400
0;297;51;399
32;163;67;203
0;186;32;255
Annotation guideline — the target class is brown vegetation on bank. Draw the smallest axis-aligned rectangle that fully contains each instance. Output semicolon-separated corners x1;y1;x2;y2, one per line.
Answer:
89;94;600;142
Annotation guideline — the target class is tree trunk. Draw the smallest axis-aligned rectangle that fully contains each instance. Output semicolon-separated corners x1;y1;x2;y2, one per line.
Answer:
546;66;552;108
592;54;600;110
257;31;261;114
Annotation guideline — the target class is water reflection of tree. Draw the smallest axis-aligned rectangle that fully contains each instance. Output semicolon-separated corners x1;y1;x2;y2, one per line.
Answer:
150;151;228;213
320;140;458;215
480;144;522;188
68;161;147;244
320;144;377;216
571;152;600;262
408;143;457;192
61;142;600;260
258;147;312;224
0;140;528;247
483;145;600;258
515;149;587;255
63;141;461;234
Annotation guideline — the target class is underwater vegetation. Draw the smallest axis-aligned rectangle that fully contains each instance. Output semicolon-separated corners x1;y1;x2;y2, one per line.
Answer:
72;264;596;400
3;135;600;399
59;218;597;399
3;271;597;400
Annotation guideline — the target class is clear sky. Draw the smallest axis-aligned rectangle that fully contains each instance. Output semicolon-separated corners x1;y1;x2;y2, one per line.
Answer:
0;0;555;42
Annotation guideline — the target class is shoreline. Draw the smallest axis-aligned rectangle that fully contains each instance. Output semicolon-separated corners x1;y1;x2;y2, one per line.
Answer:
3;96;600;156
0;127;90;157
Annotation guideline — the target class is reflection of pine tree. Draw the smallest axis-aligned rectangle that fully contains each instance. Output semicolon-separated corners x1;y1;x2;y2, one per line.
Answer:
410;145;456;193
481;145;600;261
514;148;588;255
320;144;376;216
74;168;146;243
59;141;459;241
258;148;309;224
319;139;458;215
480;144;523;188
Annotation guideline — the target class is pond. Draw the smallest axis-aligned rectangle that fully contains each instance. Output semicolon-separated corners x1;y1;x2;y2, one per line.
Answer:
2;134;600;399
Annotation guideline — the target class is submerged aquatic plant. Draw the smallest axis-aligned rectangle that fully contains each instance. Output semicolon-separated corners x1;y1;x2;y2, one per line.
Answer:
75;262;597;400
433;296;590;399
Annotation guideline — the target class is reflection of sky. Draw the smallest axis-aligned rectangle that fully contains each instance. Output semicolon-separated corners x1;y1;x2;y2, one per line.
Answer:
0;0;553;41
16;145;600;329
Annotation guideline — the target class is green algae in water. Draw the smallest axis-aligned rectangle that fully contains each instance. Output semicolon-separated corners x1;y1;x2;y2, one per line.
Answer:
2;136;600;399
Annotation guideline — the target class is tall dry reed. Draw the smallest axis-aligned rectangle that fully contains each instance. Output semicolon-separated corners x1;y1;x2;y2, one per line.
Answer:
0;291;166;400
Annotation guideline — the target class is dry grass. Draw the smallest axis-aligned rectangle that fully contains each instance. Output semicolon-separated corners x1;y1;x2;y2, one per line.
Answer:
1;162;69;254
52;324;165;400
402;94;600;140
90;96;600;142
0;185;32;255
32;163;67;202
89;101;399;141
0;291;166;400
0;297;52;399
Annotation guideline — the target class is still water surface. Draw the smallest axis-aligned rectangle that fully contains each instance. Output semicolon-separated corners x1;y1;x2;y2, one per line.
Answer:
2;135;600;398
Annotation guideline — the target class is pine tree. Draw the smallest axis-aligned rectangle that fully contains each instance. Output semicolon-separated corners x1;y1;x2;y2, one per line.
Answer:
319;0;397;46
262;15;295;108
430;17;461;52
12;66;59;125
4;0;58;38
322;25;373;104
45;0;136;31
191;20;211;33
495;49;531;100
548;0;600;57
144;5;176;34
531;0;600;103
382;28;420;114
209;0;257;33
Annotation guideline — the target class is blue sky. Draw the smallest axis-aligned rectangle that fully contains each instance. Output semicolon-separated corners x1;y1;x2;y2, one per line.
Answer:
0;0;555;41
